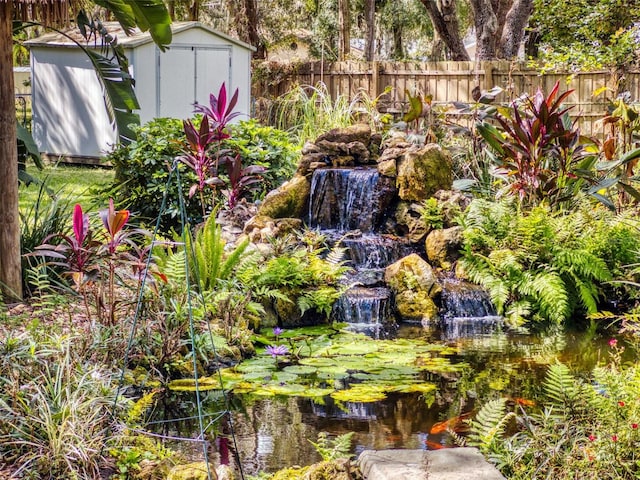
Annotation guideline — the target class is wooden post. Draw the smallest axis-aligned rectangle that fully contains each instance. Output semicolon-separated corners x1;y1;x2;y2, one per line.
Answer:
482;61;494;90
370;61;379;99
0;1;23;301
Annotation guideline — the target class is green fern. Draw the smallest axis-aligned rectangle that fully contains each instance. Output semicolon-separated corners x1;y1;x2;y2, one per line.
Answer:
543;363;582;409
468;398;515;451
308;432;354;462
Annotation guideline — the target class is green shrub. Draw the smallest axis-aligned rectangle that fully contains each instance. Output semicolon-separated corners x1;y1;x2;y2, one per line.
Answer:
106;117;202;233
107;118;300;232
226;119;300;198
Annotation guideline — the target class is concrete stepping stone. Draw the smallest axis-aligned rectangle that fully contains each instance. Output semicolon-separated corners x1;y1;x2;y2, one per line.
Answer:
357;447;505;480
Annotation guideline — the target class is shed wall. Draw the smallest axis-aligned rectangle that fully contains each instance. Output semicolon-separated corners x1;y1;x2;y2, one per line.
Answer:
30;26;253;159
31;48;115;158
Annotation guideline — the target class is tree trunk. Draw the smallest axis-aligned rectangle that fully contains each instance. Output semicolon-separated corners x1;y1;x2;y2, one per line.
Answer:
243;0;265;59
470;0;499;59
420;0;470;61
498;0;533;58
470;0;533;59
364;0;375;61
0;2;22;301
392;24;404;59
190;0;200;21
338;0;351;60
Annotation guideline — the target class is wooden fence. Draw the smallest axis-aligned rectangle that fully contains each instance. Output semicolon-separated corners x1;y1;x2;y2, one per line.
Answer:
253;60;640;136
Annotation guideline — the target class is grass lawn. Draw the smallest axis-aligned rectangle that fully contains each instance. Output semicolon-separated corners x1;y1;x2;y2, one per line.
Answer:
19;163;114;212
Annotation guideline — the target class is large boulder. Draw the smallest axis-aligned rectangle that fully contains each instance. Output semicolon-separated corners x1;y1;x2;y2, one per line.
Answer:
394;201;429;243
396;144;452;201
384;254;441;322
257;175;310;219
425;226;464;270
315;123;372;145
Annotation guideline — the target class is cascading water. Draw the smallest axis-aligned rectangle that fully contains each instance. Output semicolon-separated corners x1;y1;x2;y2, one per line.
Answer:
308;168;394;232
308;167;502;339
308;168;399;335
439;277;503;339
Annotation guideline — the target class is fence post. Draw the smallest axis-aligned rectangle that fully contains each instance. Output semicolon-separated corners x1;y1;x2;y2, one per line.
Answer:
370;61;379;99
482;61;494;90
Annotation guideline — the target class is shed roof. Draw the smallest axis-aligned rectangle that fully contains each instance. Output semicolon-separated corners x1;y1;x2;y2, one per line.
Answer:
25;21;256;51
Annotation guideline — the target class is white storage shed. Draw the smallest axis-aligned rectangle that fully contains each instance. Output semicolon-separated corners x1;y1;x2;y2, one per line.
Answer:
27;22;255;161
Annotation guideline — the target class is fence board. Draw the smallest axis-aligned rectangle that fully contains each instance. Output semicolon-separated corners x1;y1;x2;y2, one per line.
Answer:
253;61;640;135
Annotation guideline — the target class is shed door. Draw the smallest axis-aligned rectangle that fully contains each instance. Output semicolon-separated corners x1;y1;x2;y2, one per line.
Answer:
157;46;231;119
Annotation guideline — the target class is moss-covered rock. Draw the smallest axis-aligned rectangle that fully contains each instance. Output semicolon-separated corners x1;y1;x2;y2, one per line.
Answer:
395;290;439;322
167;462;215;480
384;253;441;322
258;175;311;219
394;201;429;243
270;459;359;480
425;226;464;269
396;144;452;202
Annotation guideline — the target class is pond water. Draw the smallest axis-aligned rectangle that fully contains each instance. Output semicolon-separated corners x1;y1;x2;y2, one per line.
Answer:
150;322;622;477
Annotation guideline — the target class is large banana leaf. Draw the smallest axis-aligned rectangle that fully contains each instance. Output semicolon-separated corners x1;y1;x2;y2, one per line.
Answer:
93;0;172;51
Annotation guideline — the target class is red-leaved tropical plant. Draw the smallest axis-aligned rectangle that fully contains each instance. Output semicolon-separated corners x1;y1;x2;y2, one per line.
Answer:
180;83;265;213
478;81;599;210
194;82;240;138
221;155;266;209
33;199;149;325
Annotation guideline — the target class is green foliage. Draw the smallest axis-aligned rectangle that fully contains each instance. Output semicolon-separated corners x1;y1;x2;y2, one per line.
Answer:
309;432;354;462
187;214;252;292
0;335;118;479
470;346;640;479
417;197;444;230
531;0;640;69
459;199;634;326
225;119;300;197
106;117;202;232
243;245;348;320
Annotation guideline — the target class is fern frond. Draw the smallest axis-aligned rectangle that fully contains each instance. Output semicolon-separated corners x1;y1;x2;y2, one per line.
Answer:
163;250;187;284
543;363;581;408
505;299;531;327
519;270;569;323
220;237;250;281
554;249;612;282
468;398;514;451
127;390;158;425
326;245;348;265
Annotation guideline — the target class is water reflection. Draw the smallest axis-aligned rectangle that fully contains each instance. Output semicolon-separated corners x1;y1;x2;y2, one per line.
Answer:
150;324;622;477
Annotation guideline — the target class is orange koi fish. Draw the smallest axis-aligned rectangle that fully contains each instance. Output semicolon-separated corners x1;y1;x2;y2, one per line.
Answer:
429;411;473;435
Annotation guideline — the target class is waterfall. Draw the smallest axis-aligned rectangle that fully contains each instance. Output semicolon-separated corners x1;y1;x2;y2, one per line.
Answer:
439;278;503;339
309;168;394;232
333;287;395;337
308;167;402;336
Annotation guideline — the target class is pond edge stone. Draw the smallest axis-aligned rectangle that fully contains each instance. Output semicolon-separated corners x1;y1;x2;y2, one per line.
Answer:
357;447;506;480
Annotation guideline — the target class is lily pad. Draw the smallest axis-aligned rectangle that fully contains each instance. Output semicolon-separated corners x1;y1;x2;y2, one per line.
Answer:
253;383;308;396
331;385;388;403
297;387;335;398
391;383;437;394
283;365;318;375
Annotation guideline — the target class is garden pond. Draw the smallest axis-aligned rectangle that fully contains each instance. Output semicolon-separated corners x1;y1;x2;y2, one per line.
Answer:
148;322;626;476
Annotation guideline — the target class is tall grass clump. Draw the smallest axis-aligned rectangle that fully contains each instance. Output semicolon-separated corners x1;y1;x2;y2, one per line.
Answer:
271;83;390;145
0;333;118;478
